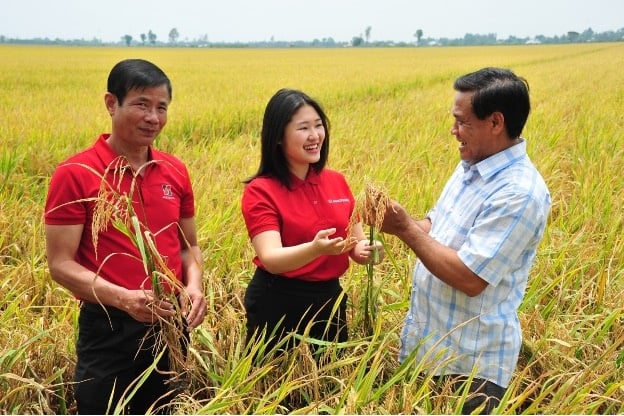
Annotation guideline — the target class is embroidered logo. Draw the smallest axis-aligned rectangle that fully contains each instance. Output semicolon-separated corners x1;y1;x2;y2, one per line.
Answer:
161;184;174;200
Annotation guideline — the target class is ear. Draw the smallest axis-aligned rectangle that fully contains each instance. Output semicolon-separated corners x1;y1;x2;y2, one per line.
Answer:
104;92;118;116
490;111;505;135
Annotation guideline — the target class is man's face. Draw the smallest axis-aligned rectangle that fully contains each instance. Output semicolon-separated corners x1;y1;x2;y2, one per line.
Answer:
106;85;170;147
450;91;498;164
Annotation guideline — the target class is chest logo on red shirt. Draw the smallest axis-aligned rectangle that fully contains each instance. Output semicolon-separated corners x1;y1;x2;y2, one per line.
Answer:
161;184;174;200
328;198;350;204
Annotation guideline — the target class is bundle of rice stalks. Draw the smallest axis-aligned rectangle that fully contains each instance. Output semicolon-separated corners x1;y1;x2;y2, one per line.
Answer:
91;157;191;381
348;182;391;336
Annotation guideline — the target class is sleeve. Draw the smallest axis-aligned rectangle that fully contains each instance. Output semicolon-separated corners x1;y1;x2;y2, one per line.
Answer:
44;163;88;225
458;190;547;287
179;163;195;219
241;180;281;239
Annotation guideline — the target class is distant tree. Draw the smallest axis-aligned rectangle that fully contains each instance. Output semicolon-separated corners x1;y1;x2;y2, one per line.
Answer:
140;33;146;44
581;28;594;42
414;29;423;45
352;36;364;47
463;32;497;45
168;28;179;44
567;31;580;42
324;37;336;47
506;35;525;45
123;34;132;47
196;34;208;45
365;26;372;43
148;30;157;45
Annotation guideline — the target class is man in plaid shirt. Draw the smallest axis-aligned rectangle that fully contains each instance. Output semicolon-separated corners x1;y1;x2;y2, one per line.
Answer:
369;67;551;414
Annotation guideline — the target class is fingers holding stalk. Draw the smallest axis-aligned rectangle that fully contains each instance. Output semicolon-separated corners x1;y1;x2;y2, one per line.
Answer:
374;200;412;236
121;289;176;323
180;287;207;331
351;239;385;265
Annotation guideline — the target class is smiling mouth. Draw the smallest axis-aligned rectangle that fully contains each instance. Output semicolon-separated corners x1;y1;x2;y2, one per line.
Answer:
140;127;159;135
304;144;319;151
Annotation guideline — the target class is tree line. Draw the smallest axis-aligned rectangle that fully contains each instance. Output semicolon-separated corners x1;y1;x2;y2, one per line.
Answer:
1;26;623;47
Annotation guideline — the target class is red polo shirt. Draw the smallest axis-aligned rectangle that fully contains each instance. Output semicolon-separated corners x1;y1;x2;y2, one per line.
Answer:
44;134;195;296
241;169;355;281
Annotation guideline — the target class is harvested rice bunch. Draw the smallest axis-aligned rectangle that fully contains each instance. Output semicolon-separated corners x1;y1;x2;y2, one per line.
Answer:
348;181;392;239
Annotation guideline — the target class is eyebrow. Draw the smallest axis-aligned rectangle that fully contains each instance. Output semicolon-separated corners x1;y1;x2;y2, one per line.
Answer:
294;117;321;125
131;96;169;106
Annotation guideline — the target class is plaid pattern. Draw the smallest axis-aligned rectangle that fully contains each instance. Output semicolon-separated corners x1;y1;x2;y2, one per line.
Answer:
399;140;551;388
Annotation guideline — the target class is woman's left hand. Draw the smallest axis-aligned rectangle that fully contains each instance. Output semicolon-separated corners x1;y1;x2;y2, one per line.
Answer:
351;239;385;265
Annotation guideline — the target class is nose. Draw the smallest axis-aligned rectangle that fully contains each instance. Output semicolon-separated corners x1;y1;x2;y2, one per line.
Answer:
309;128;321;140
450;121;459;135
143;107;160;123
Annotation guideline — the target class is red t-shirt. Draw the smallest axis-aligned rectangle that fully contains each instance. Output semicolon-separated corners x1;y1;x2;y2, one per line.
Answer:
44;134;195;296
241;169;355;281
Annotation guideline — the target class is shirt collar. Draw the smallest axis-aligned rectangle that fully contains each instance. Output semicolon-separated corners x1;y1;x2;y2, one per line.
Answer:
94;133;154;172
463;139;527;183
289;168;321;189
94;133;120;167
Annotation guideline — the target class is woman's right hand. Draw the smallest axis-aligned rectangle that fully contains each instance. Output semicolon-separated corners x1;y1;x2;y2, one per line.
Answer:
313;228;358;255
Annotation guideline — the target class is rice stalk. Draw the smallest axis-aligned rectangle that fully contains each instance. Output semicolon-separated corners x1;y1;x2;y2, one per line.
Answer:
90;156;191;385
349;182;392;336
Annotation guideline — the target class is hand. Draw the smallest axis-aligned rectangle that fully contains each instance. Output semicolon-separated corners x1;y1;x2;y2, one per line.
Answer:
120;289;176;323
180;286;207;331
352;239;385;265
376;200;410;236
313;228;358;256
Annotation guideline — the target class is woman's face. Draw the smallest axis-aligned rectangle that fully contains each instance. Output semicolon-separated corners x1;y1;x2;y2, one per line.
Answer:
282;104;325;179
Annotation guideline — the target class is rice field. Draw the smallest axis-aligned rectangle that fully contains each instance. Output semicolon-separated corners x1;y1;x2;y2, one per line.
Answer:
1;43;623;414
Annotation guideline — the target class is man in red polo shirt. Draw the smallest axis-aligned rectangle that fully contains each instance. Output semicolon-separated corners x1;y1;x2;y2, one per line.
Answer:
44;59;206;414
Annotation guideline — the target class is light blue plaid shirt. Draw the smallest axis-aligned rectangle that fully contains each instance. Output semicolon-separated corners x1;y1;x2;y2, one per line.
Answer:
399;140;551;388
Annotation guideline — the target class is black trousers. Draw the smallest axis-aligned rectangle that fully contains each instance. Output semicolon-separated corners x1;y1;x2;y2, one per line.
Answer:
244;267;348;358
73;303;183;414
433;375;507;415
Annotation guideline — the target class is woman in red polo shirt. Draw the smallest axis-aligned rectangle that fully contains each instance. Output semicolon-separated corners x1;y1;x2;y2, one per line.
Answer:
241;88;383;360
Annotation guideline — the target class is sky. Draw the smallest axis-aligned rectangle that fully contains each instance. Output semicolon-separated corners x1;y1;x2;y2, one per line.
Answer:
2;0;623;43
